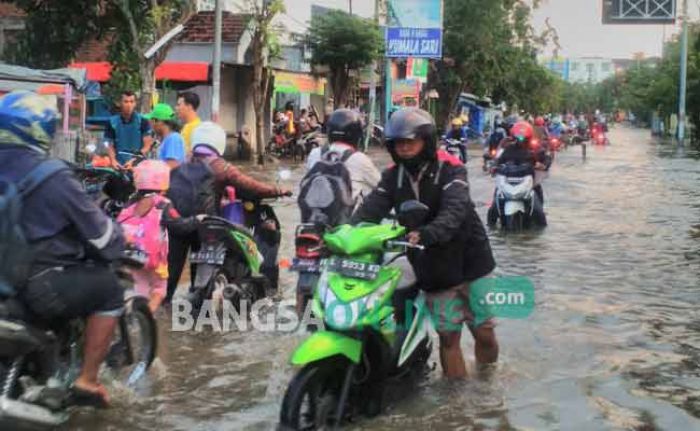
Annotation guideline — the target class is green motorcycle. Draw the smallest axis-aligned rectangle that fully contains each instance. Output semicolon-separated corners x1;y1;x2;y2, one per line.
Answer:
280;201;433;430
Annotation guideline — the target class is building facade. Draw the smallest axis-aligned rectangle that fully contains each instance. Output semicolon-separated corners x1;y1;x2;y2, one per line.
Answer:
541;57;616;84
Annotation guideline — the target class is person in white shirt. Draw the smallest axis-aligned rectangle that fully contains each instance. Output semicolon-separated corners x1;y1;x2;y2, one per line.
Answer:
307;109;381;207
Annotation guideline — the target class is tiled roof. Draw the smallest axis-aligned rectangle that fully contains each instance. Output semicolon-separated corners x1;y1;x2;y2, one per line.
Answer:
181;11;249;43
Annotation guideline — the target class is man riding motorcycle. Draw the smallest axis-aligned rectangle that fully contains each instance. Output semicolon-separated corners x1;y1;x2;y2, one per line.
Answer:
548;116;565;139
352;108;498;380
492;121;548;207
533;116;549;143
444;117;468;162
306;109;381;204
166;122;292;302
0;91;124;407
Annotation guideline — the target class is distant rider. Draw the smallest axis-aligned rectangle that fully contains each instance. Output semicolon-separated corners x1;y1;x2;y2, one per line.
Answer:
306;109;381;206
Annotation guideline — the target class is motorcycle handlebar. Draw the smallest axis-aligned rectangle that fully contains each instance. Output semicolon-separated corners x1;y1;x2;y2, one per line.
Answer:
386;240;425;251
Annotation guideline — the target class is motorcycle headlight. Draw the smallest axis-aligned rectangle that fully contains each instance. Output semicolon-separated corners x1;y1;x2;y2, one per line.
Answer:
318;275;393;329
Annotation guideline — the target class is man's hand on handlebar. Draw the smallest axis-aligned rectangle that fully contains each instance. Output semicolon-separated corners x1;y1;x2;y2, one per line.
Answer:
407;231;421;246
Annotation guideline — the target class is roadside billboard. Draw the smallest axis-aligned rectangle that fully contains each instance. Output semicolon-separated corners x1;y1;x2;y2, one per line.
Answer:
386;0;443;58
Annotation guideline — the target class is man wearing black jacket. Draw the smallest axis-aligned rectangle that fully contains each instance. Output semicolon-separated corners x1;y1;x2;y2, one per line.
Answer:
353;108;498;379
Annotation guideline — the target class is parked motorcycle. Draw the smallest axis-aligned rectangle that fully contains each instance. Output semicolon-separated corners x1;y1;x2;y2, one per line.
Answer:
76;148;145;219
294;129;327;163
0;252;157;429
279;201;433;429
487;163;546;230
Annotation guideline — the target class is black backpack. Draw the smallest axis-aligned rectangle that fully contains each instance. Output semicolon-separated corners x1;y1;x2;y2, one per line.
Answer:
298;147;354;226
167;160;216;218
0;160;68;297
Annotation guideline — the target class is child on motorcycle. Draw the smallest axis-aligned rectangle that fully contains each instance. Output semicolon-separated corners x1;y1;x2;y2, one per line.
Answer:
118;160;199;313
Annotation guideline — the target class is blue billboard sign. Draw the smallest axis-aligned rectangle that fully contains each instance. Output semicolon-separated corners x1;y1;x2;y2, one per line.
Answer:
386;0;443;59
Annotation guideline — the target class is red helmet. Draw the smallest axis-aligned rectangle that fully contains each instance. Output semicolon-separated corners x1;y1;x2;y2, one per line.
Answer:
511;121;534;141
534;116;545;126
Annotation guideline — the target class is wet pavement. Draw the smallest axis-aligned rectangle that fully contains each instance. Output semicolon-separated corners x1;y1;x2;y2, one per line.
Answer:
69;125;700;430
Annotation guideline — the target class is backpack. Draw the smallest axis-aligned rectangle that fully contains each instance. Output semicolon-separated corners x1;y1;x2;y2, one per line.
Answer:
298;147;354;226
167;160;216;217
117;195;170;279
0;160;69;296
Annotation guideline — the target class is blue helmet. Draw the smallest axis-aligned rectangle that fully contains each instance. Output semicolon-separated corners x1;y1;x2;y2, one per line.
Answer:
0;90;58;152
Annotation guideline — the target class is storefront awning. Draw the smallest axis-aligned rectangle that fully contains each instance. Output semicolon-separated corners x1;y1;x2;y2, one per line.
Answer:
69;62;210;83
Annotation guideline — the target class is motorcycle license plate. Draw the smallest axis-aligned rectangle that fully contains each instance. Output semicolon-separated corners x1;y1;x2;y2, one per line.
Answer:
323;258;381;280
190;250;225;265
291;258;321;273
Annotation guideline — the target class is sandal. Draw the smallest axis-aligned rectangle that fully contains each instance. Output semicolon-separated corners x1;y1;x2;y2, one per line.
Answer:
67;384;110;408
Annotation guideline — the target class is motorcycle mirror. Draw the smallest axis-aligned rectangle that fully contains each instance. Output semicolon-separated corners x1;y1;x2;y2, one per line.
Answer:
397;200;430;230
277;169;292;182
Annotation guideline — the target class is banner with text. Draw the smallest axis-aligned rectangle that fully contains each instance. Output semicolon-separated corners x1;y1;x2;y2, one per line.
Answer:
386;0;443;58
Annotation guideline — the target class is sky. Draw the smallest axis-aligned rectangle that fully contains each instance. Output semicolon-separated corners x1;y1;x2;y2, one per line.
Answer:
532;0;699;59
278;0;700;60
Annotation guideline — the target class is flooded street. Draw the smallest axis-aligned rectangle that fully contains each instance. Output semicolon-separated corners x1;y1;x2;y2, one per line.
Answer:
70;125;700;430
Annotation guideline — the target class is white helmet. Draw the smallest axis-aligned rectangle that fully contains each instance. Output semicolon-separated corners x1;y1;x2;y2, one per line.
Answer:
192;121;226;156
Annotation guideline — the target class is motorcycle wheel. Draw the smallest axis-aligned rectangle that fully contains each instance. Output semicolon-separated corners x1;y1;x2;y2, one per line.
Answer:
505;213;524;231
109;296;157;383
280;359;346;430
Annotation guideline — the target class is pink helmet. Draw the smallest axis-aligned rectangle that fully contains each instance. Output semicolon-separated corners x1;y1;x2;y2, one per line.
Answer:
134;160;170;191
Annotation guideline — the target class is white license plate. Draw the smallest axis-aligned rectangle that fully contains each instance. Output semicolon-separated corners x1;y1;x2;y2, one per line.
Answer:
323;258;381;280
291;258;321;272
190;250;225;265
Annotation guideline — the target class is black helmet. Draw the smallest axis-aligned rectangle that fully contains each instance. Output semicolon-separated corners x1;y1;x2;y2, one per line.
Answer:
326;109;363;147
385;108;437;166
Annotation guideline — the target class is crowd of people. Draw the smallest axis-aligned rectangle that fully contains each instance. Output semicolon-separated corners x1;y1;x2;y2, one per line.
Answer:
0;87;611;417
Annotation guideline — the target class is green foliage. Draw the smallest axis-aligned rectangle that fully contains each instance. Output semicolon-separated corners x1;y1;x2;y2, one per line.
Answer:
3;0;105;68
307;10;383;107
433;0;558;123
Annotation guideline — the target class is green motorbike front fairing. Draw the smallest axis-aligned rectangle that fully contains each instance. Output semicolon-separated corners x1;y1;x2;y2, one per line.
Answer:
290;223;428;366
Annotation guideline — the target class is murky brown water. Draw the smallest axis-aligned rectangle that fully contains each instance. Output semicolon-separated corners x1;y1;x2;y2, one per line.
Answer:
69;126;700;430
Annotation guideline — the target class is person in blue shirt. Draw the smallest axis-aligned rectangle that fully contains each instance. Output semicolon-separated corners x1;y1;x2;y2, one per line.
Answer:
144;103;186;168
105;91;153;168
548;116;565;138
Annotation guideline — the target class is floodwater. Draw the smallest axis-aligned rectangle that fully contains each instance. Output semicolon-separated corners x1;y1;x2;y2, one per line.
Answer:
69;126;700;430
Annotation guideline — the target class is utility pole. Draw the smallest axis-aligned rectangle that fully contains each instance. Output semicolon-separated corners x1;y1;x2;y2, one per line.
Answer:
211;0;222;122
349;0;353;15
364;0;379;151
678;0;688;141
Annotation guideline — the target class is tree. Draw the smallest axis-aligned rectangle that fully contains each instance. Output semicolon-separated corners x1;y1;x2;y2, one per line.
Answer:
307;10;383;109
239;0;285;165
104;0;196;111
5;0;195;111
430;0;551;125
2;0;106;68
